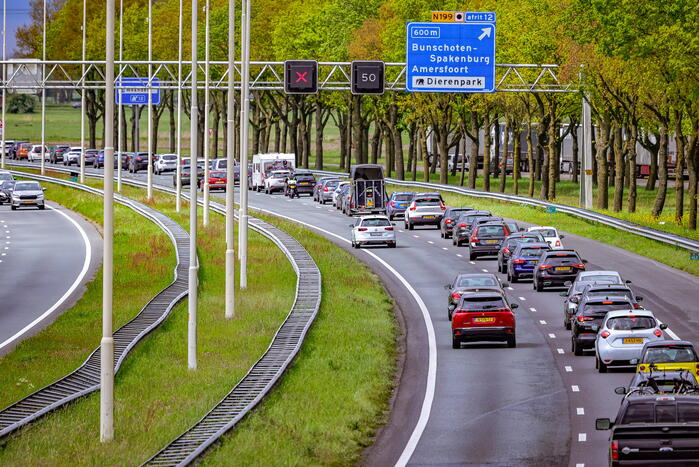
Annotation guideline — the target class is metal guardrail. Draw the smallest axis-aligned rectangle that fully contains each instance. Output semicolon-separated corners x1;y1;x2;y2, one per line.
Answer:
310;169;699;252
0;172;190;439
7;164;322;466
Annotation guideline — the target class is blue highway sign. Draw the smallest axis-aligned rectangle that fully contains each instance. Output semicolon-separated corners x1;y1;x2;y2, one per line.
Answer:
116;77;161;105
406;20;496;93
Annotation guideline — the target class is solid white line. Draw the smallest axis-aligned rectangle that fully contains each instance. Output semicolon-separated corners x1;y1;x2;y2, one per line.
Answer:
565;366;573;372
243;203;437;467
0;205;93;351
571;385;580;392
577;407;585;415
576;464;585;467
557;348;564;354
578;433;587;442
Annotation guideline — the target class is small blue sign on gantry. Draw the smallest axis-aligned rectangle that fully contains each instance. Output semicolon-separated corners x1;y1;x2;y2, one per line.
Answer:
116;77;161;105
406;18;496;93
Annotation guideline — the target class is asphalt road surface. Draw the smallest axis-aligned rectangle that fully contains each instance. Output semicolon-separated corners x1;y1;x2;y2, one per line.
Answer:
23;163;699;466
0;200;101;356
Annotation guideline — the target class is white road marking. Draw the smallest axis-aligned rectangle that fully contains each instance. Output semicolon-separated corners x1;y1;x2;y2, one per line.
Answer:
456;254;462;258
571;385;580;392
518;296;526;301
578;433;587;442
442;247;448;251
469;261;475;264
565;366;573;372
529;307;537;312
557;348;564;354
548;333;556;338
413;235;420;238
398;230;404;233
539;320;547;325
576;464;585;467
507;286;514;291
0;205;93;352
428;241;434;244
577;407;585;415
481;268;488;273
5;241;9;244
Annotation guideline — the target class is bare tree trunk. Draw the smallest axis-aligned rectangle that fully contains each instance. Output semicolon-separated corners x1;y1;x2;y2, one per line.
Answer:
513;123;522;195
547;121;558;200
167;91;176;152
646;133;659;190
483;115;492;191
571;120;580;183
394;126;405;180
595;117;611;210
674;110;686;224
420;124;429;183
370;119;381;164
652;122;669;217
467;112;479;190
499;118;508;193
612;123;625;212
627;124;638;213
688;114;698;229
408;122;417;181
526;121;534;197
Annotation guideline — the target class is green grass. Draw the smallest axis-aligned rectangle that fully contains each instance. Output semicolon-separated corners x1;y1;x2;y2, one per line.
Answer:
388;182;699;277
0;176;396;466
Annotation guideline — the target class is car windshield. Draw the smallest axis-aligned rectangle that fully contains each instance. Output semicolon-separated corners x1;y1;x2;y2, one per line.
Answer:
361;218;390;227
546;255;580;266
14;182;40;191
394;194;413;201
459;296;507;310
325;180;339;187
477;225;506;236
455;276;498;288
607;316;656;330
520;247;547;257
415;198;440;206
645;346;698;363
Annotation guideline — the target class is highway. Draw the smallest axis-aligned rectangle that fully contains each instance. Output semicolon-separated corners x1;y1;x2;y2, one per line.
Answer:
19;164;699;466
0;201;101;356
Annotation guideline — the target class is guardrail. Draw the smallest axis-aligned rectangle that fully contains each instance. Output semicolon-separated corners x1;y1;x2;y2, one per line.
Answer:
310;169;699;252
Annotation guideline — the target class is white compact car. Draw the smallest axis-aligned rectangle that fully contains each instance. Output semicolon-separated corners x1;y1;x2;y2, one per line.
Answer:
595;309;667;373
527;226;565;249
154;154;178;174
63;147;83;166
333;181;349;207
404;193;446;230
264;170;291;194
27;145;49;162
350;215;396;248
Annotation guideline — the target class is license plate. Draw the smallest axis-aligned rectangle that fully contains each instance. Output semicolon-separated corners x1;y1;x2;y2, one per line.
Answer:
370;232;382;237
423;215;435;219
23;200;34;204
300;182;310;185
556;266;571;272
486;239;498;244
215;181;224;184
474;317;495;323
529;260;539;264
623;338;643;344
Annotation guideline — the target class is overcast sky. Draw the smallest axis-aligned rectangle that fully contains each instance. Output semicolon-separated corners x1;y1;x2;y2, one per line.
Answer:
4;0;32;57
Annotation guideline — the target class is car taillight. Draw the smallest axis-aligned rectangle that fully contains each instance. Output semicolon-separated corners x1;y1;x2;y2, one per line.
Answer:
409;204;416;211
513;259;525;264
633;303;640;309
539;264;553;270
503;248;510;255
351;203;355;208
555;240;561;247
577;316;593;322
600;331;610;338
654;329;662;337
439;202;446;210
451;292;461;300
385;227;393;231
445;218;452;224
639;365;646;371
458;223;466;228
572;263;585;269
611;441;618;461
470;236;478;242
358;228;367;232
390;201;395;208
323;187;329;192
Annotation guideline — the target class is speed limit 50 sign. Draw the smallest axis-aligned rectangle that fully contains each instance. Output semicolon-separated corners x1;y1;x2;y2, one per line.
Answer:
351;61;385;95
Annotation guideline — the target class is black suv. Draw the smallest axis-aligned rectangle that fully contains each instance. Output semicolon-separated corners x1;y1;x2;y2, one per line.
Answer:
570;295;634;355
452;211;491;246
285;172;316;197
533;250;587;292
440;207;473;239
468;222;510;260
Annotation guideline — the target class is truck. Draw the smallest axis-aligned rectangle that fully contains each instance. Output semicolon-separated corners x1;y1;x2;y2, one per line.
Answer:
347;164;387;216
596;393;699;465
251;153;295;192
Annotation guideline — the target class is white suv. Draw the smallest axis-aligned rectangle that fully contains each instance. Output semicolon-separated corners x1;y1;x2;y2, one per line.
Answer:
28;145;49;162
154;154;178;174
404;193;446;230
63;147;83;166
527;226;565;249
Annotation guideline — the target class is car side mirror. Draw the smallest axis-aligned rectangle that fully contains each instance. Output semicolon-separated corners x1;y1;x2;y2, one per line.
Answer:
511;303;519;309
636;296;643;302
560;234;565;239
564;281;572;286
392;223;396;226
501;282;509;288
42;187;47;191
349;224;354;228
444;284;451;290
660;324;668;330
595;418;612;431
591;324;599;332
625;279;632;284
614;387;627;395
570;297;579;304
630;358;639;365
582;259;588;264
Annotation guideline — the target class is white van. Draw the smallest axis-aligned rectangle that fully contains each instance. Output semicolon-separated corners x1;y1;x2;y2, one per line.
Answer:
251;153;295;191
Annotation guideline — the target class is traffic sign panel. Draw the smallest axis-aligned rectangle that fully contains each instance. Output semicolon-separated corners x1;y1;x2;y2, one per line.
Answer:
284;60;318;94
116;77;160;105
351;61;385;95
406;19;496;93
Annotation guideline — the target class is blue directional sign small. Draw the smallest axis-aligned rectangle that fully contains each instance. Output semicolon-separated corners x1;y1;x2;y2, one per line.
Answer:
406;19;496;93
116;77;160;105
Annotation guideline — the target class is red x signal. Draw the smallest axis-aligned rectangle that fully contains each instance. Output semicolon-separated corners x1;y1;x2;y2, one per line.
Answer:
295;72;308;83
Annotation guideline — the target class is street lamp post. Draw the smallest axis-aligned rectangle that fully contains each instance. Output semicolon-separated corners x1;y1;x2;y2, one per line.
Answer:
80;0;86;183
238;0;251;289
203;0;211;226
187;0;199;370
117;0;124;192
40;0;46;175
1;0;6;170
146;1;153;200
175;0;183;212
100;0;116;443
225;0;236;319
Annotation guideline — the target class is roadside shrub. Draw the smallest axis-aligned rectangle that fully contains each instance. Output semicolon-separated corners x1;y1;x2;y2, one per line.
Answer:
8;93;38;114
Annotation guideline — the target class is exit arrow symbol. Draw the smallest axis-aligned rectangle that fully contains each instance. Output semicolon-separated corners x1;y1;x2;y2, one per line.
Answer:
478;27;492;40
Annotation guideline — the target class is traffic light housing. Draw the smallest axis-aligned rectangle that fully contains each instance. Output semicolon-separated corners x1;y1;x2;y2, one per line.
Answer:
284;60;318;94
351;61;385;95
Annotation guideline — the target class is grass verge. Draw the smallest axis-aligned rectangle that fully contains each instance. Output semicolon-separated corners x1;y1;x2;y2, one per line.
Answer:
389;182;699;277
0;176;396;466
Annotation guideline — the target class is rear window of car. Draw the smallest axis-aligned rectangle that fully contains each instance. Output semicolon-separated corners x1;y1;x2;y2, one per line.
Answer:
477;225;506;236
211;171;226;178
588;290;633;301
535;229;557;237
621;403;655;424
645;346;698;363
580;274;620;282
545;255;580;266
298;175;315;181
163;155;177;160
678;404;699;423
459;296;507;310
448;208;471;216
606;316;656;330
415;198;440;206
361;218;390;227
520;247;547;257
325;180;339;187
456;276;498;287
582;302;631;315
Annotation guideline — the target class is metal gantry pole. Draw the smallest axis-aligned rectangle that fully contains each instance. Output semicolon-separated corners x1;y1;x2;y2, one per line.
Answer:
100;0;116;443
116;0;123;192
80;0;86;183
581;93;593;209
187;0;199;371
40;0;46;175
225;0;236;319
146;0;153;200
175;0;183;212
1;0;6;170
238;0;250;289
202;0;210;226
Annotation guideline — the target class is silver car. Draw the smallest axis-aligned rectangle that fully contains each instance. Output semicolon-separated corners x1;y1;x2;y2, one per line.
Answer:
561;270;627;328
11;180;46;210
594;309;667;373
350;215;396;248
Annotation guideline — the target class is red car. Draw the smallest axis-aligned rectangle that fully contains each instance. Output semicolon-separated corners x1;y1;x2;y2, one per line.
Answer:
200;170;227;191
451;291;518;349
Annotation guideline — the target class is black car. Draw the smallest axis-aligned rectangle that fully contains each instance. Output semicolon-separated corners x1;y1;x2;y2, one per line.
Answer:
49;145;71;164
440;207;474;239
285;172;316;197
580;284;643;310
452;210;491;246
533;250;587;292
497;232;545;273
176;164;205;187
570;295;634;355
468;222;510;260
444;273;508;320
128;152;151;173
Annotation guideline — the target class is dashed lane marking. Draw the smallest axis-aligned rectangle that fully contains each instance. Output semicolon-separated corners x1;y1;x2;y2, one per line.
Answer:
578;433;587;442
507;286;514;291
548;333;556;338
577;407;585;415
456;254;463;258
557;348;564;354
518;296;526;301
413;235;420;238
469;261;475;265
539;320;547;325
565;366;573;372
481;269;488;273
529;307;537;312
442;247;448;251
571;385;580;392
428;241;434;244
